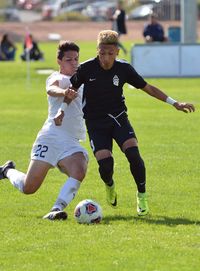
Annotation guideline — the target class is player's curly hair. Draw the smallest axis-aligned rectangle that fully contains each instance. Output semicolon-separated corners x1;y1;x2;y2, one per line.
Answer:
97;30;119;47
57;40;79;60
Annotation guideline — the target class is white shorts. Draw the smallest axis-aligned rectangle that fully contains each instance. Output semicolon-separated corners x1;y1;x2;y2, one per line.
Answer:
31;135;88;167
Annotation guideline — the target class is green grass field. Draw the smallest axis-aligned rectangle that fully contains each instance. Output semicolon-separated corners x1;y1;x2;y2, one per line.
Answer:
0;41;199;271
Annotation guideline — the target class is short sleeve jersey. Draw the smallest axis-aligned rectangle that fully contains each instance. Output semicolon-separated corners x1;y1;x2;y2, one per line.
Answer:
37;71;86;141
70;57;147;120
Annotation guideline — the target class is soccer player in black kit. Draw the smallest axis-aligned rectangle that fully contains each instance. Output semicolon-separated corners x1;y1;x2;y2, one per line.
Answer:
54;30;195;216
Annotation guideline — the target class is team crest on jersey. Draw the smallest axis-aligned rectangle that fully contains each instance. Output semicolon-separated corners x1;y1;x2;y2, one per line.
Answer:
113;75;119;86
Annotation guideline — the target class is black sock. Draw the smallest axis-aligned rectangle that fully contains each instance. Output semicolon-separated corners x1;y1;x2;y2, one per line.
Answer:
98;157;114;186
125;147;146;193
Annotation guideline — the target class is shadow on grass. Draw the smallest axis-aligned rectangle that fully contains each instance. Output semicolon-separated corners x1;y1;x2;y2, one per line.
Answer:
102;215;135;224
102;215;200;226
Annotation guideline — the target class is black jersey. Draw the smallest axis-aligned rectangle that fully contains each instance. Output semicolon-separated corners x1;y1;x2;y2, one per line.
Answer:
70;57;147;120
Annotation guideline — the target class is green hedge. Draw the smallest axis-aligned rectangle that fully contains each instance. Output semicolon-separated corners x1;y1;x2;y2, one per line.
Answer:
54;12;90;22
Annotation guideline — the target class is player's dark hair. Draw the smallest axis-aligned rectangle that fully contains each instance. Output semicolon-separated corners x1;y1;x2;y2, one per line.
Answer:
57;40;80;60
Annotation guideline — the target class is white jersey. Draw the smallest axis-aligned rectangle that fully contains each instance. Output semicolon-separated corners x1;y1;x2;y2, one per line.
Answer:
37;71;86;141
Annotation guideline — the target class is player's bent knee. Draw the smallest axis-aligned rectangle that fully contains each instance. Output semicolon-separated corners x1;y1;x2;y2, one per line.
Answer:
23;185;38;194
98;157;114;180
72;170;86;182
23;176;44;194
125;146;145;167
70;164;87;181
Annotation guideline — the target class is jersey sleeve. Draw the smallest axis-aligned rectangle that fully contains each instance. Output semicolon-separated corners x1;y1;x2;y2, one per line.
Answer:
70;65;85;89
46;73;71;92
46;73;63;91
125;64;147;89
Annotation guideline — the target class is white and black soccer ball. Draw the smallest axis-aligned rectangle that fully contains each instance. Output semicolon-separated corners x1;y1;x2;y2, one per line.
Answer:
74;199;103;224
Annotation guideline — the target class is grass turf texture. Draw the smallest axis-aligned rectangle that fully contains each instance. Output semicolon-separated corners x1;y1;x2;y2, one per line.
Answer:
0;41;199;271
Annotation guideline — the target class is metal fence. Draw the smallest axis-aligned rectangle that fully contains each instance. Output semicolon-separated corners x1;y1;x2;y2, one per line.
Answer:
153;0;181;21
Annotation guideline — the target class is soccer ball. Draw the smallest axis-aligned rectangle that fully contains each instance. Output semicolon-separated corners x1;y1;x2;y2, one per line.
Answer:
74;199;103;224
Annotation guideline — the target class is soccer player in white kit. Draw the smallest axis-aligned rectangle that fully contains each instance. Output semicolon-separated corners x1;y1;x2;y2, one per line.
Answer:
0;41;88;220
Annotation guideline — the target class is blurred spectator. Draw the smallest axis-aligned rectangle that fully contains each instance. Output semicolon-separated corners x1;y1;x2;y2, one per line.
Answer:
0;34;17;61
110;1;127;54
143;13;168;43
0;47;6;61
21;34;44;61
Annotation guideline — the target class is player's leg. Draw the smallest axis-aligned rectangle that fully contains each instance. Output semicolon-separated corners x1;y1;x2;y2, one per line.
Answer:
122;138;149;216
122;138;146;193
95;150;117;207
113;113;149;216
43;150;88;220
117;33;127;55
0;160;15;180
56;151;88;209
23;160;51;194
86;118;117;207
1;159;51;194
118;41;127;55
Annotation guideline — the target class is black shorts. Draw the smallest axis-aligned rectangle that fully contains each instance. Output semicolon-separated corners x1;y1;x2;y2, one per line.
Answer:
85;112;137;154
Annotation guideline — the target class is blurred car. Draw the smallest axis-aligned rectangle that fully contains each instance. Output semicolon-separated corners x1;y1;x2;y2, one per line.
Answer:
0;8;20;22
17;0;43;10
42;0;67;20
128;4;153;20
58;2;88;16
139;0;162;3
129;0;180;20
82;1;116;21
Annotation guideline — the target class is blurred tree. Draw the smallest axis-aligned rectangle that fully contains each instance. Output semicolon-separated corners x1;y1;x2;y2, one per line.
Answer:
0;0;16;8
0;0;7;8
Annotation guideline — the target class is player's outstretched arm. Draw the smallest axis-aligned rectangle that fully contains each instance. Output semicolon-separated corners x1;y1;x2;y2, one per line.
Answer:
47;81;69;97
142;83;195;113
54;87;78;126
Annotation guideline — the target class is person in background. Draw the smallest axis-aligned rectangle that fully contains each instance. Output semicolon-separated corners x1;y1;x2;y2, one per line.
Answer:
0;33;17;61
0;47;6;60
143;13;168;43
21;34;44;61
110;0;127;54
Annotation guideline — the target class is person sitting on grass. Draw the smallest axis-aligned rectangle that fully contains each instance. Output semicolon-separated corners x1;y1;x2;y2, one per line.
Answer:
21;34;44;61
0;33;17;61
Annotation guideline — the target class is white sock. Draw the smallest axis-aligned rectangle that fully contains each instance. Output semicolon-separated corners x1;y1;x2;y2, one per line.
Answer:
6;169;25;193
53;177;81;211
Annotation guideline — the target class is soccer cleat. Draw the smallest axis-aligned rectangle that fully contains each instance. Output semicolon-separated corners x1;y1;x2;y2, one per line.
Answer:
136;192;149;216
105;183;117;208
43;208;68;221
0;160;15;180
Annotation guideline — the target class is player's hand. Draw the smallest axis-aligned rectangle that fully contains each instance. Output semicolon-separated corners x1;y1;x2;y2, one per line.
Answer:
63;88;78;104
145;35;153;42
173;102;195;113
64;88;78;99
54;110;64;126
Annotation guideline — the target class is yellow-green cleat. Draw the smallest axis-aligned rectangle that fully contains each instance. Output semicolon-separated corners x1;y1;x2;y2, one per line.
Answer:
137;192;149;216
105;183;117;208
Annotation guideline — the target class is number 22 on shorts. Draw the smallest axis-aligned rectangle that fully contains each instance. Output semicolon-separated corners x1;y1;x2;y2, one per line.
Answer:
34;144;48;158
